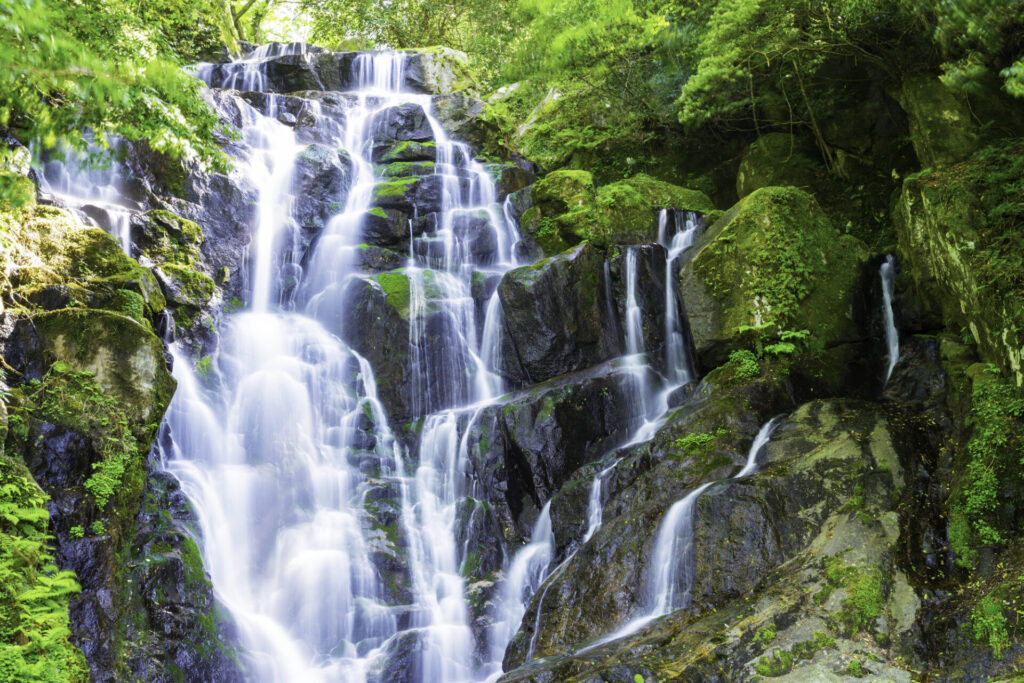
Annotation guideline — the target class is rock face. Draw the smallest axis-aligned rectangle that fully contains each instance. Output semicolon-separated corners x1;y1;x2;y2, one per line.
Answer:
0;198;240;681
500;398;920;681
680;186;870;368
894;157;1024;388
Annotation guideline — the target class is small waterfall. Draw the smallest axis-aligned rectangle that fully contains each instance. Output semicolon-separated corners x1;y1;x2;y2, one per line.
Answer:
584;416;784;649
617;210;702;447
486;503;554;676
583;458;623;544
33;143;138;253
880;254;899;384
659;209;700;384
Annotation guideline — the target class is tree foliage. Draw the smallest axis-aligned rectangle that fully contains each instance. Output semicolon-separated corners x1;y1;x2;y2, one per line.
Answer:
0;0;232;205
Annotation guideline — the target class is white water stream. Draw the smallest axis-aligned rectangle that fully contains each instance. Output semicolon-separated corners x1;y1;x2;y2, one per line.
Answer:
880;254;899;384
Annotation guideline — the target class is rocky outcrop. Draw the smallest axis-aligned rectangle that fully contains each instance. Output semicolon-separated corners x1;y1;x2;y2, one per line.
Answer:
500;399;921;681
894;154;1024;387
680;186;870;368
736;133;819;198
519;171;713;254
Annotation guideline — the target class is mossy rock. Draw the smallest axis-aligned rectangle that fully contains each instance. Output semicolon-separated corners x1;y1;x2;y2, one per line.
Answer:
373;140;437;163
680;186;869;367
376;161;436;178
894;153;1024;388
0;202;166;317
158;263;216;308
736;133;820;198
30;308;175;425
526;171;713;253
135;209;203;264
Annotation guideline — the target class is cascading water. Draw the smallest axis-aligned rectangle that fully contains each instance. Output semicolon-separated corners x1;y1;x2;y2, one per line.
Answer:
584;415;784;649
485;503;553;678
880;254;899;384
34;144;137;252
161;48;529;682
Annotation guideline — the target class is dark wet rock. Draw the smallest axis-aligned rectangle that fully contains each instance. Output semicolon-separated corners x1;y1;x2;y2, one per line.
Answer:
497;243;619;385
483;163;535;202
465;360;661;540
372;103;434;144
354;244;406;272
292;144;353;230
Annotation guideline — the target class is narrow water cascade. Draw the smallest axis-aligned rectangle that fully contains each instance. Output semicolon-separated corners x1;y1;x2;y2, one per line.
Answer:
486;503;554;677
880;254;899;384
585;416;784;649
619;209;702;447
33;144;137;252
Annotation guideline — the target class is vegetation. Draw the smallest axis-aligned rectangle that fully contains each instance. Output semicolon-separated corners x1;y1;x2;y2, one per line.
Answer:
0;0;233;206
0;455;86;681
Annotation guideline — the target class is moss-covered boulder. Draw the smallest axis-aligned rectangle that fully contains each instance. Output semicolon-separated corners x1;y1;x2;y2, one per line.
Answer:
736;133;820;198
893;150;1024;388
522;171;713;254
680;186;869;368
497;243;619;384
30;309;175;426
404;47;476;95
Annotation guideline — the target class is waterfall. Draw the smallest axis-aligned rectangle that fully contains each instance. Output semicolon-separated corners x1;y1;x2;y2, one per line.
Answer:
485;503;554;678
583;416;784;649
33;142;137;253
659;209;700;384
880;254;899;384
157;48;530;681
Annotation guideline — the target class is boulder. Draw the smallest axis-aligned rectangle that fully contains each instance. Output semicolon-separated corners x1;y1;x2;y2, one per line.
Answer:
497;243;619;384
680;186;869;368
372;141;438;164
291;144;353;230
371;103;434;144
404;48;475;95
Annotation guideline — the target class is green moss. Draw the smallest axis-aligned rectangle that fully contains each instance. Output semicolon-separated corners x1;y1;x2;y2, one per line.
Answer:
371;175;419;202
693;186;867;354
753;622;776;646
375;271;411;318
160;263;215;306
377;161;435;177
754;649;793;676
846;660;865;677
949;365;1024;567
971;593;1011;659
529;171;713;252
824;557;883;635
368;206;388;219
